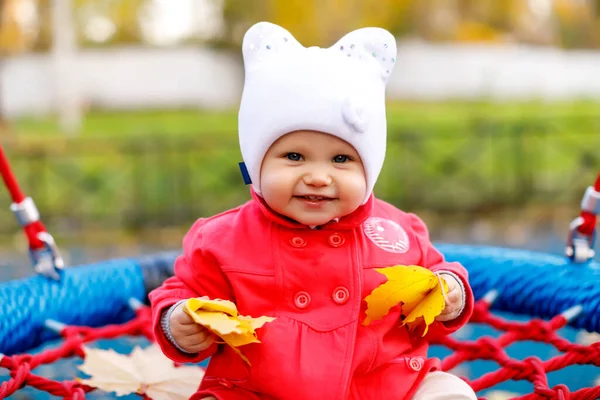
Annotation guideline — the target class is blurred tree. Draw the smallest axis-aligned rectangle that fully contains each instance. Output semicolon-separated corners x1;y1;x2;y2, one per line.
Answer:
454;0;511;42
107;0;144;43
34;0;52;51
219;0;413;49
76;0;145;46
0;0;6;128
0;0;599;53
0;0;30;53
553;0;598;48
22;0;147;51
413;0;511;44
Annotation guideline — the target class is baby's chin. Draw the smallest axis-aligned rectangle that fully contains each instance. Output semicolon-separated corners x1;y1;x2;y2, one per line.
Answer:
287;212;340;227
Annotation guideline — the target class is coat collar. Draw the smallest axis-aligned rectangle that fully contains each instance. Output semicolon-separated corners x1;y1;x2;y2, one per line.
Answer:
250;188;373;230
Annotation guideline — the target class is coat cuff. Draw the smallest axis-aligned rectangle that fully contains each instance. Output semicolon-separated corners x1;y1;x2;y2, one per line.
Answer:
438;270;467;318
160;299;197;354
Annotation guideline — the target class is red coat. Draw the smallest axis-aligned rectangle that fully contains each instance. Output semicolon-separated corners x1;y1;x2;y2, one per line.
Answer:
150;191;474;400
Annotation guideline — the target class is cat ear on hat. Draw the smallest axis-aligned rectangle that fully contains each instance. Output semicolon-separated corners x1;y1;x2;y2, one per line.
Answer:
331;27;397;83
242;22;303;68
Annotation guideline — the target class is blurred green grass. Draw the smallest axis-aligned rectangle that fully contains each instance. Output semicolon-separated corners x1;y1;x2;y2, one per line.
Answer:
1;100;599;242
12;109;239;138
11;100;600;138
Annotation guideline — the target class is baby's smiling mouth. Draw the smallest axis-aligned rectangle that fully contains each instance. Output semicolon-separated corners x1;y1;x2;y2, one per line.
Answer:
294;195;335;202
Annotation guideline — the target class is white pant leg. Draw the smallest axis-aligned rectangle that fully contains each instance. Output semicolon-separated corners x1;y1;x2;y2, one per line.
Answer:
411;371;478;400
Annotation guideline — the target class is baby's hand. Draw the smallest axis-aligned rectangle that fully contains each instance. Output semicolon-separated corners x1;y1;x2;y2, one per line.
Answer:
169;302;215;353
434;273;464;322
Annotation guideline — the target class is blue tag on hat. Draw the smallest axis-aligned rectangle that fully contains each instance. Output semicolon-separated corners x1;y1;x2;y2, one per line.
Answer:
238;162;252;185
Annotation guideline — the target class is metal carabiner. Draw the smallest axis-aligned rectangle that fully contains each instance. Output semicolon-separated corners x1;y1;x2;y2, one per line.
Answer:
10;197;65;280
565;216;596;264
30;232;65;280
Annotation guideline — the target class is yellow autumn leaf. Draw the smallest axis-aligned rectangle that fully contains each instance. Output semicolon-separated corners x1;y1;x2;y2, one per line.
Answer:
402;279;448;336
77;343;204;400
189;311;242;335
186;297;238;317
363;265;448;336
184;297;276;365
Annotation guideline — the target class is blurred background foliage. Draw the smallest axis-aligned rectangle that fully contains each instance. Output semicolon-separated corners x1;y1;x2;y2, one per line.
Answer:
2;101;599;253
2;0;600;54
1;0;599;261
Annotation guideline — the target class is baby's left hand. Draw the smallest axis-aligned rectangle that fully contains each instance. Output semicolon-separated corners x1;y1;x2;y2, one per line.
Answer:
434;273;464;322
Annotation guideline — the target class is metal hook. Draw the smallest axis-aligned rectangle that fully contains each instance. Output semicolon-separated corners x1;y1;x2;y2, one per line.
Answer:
565;217;596;264
31;232;65;280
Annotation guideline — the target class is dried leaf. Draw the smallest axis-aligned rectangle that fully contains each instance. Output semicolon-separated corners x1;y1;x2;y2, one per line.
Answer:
186;297;238;317
189;311;242;335
402;277;447;336
485;391;522;400
77;343;204;400
363;265;448;336
184;297;275;365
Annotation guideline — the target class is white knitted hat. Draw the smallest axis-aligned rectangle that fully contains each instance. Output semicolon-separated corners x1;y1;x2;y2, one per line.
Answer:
238;22;397;204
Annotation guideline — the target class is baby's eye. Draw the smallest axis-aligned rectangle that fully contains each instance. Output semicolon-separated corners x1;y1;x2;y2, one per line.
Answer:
333;155;350;163
286;153;303;161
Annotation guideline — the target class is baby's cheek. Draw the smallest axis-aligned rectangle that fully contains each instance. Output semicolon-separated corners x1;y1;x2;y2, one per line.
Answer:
341;180;366;211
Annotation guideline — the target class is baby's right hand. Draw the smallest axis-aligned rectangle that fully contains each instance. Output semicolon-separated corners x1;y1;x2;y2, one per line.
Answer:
169;302;215;353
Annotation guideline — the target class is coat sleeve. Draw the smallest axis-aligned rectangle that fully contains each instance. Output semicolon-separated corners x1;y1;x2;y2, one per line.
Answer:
149;218;235;364
408;213;474;337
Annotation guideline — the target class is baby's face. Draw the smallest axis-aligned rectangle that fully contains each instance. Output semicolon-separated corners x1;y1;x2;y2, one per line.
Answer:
260;130;366;226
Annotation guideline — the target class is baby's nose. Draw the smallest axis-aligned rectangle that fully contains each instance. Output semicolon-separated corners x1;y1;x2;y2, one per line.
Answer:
303;172;332;187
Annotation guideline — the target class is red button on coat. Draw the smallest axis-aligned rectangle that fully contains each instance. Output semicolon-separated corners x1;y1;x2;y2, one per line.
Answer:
294;292;311;309
290;237;306;248
332;287;349;305
328;233;345;247
407;357;423;372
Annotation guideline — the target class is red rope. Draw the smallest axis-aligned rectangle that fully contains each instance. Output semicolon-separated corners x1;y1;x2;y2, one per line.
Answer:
0;145;48;252
0;145;25;203
430;300;600;399
0;307;152;399
1;303;599;399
